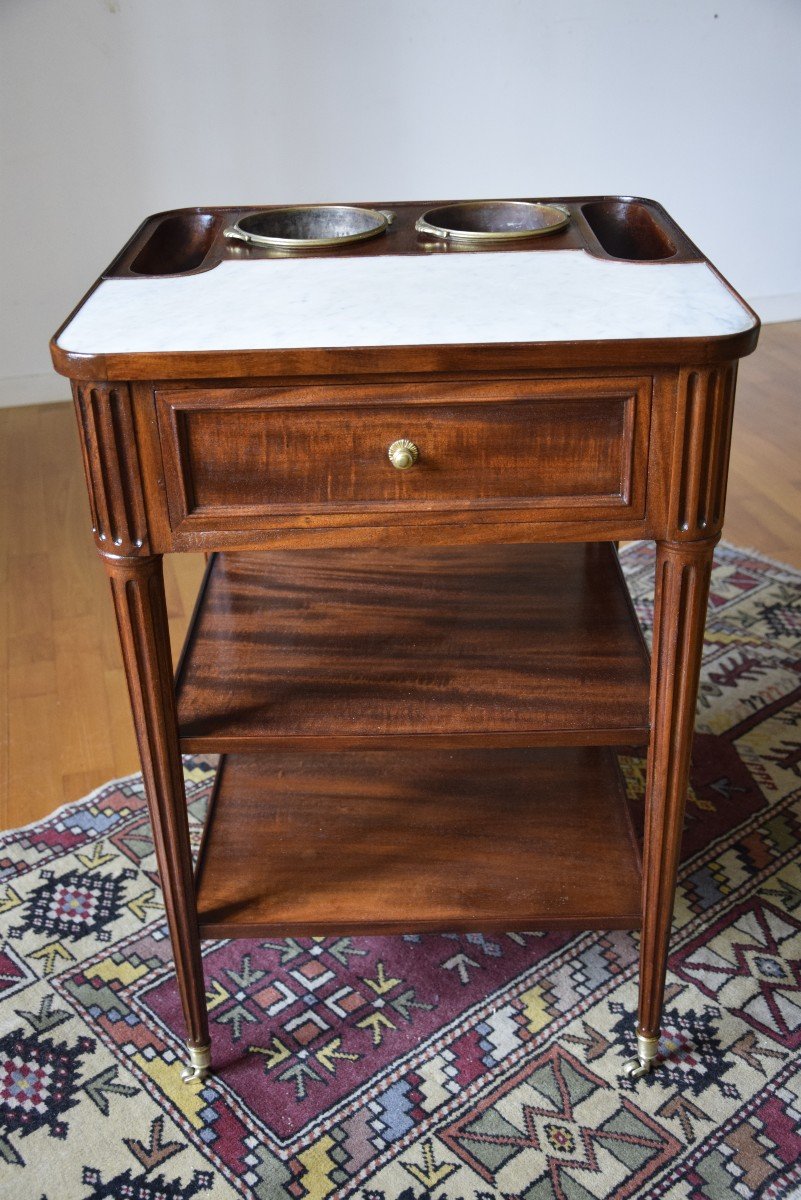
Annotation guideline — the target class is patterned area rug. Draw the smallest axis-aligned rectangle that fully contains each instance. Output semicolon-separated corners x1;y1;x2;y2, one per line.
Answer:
1;542;800;1200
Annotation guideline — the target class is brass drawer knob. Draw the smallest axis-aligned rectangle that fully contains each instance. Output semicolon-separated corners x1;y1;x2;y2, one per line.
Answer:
388;439;419;470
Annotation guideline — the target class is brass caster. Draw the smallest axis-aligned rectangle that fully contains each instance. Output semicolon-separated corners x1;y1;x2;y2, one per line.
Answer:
181;1042;211;1083
621;1032;659;1081
622;1055;654;1079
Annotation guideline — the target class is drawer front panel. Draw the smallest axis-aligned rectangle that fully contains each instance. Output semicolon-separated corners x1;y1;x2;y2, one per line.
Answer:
157;377;650;530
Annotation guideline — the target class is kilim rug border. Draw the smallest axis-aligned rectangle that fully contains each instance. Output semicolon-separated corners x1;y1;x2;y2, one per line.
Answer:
1;541;800;1199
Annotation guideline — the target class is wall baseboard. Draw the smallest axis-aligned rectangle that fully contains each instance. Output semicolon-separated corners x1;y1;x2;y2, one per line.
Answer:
2;298;799;409
0;374;72;409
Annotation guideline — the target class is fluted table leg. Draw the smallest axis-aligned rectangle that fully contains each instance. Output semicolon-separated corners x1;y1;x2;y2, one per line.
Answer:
624;536;717;1078
104;552;211;1082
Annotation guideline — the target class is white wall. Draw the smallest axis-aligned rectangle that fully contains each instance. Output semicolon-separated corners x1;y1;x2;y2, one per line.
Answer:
2;0;800;406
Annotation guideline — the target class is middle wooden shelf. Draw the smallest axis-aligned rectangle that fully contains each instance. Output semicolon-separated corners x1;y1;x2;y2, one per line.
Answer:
175;541;650;751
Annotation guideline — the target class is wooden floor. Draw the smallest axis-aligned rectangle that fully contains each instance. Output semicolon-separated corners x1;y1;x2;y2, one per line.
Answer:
1;320;800;829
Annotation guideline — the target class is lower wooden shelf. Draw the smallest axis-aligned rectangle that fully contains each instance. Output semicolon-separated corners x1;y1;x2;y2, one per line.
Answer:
194;748;642;938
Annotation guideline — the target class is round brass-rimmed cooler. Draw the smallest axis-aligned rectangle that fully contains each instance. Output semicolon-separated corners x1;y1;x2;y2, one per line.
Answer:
415;200;570;243
224;205;394;250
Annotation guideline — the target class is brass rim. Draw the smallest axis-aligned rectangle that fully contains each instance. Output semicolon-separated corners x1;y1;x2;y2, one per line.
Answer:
224;205;391;249
416;201;571;243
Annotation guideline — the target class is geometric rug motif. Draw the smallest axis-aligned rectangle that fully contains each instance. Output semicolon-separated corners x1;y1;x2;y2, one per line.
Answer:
1;541;801;1198
439;1045;683;1197
675;898;801;1049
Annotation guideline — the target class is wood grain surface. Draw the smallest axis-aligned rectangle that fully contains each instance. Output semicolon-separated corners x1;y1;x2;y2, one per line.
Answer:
194;748;643;936
157;376;646;524
175;542;651;751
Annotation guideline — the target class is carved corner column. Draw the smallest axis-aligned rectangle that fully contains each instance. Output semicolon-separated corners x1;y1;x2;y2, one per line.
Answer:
73;382;210;1081
626;364;734;1078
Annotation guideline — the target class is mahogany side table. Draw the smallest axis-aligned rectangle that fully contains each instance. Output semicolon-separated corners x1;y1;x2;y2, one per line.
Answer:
51;196;760;1082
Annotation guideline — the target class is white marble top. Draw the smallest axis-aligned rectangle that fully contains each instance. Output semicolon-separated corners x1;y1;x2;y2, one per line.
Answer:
57;250;755;355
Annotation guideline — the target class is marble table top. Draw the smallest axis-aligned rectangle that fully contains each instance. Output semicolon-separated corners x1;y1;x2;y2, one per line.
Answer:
57;250;756;355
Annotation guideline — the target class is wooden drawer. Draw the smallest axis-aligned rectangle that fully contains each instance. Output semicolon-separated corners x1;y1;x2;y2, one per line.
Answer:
156;377;651;532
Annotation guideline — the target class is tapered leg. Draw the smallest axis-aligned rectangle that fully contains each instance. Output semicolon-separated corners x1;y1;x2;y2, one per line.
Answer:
624;537;717;1078
104;553;211;1081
